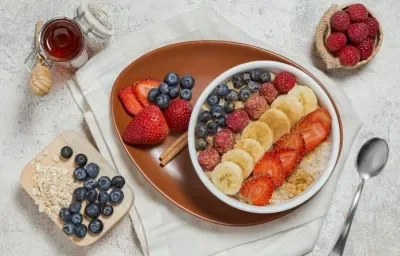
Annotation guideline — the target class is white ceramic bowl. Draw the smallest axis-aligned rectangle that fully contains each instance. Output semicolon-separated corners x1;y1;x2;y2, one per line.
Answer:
188;61;341;214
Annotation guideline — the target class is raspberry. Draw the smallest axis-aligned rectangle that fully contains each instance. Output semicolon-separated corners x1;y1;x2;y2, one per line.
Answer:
244;95;269;120
326;32;347;52
198;148;220;171
339;45;360;66
365;17;379;38
357;38;374;60
259;82;278;104
347;22;369;44
274;71;296;94
213;129;235;154
346;4;368;22
330;11;350;32
226;110;250;133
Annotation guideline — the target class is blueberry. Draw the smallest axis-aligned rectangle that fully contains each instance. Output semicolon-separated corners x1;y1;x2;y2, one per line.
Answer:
164;72;180;87
60;146;73;159
207;94;220;106
198;111;212;123
242;73;251;83
156;94;170;109
98;191;109;205
74;154;87;167
224;101;235;113
86;189;98;202
109;189;124;205
59;208;72;222
216;84;229;97
226;90;239;102
180;75;195;89
216;116;226;127
168;86;180;98
98;176;112;191
159;82;170;95
84;178;97;190
232;74;244;89
111;176;125;189
250;69;262;81
239;87;252;101
195;122;208;138
85;202;101;218
247;81;260;93
86;163;100;178
88;219;103;234
73;187;88;202
74;167;87;181
195;138;208;151
206;121;218;135
63;222;75;236
260;71;271;82
180;89;192;101
102;204;114;217
148;88;160;102
210;104;225;119
71;213;83;224
69;201;82;213
74;223;87;238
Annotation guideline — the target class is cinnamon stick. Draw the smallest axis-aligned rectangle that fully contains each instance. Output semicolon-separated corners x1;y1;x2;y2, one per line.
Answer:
160;132;188;166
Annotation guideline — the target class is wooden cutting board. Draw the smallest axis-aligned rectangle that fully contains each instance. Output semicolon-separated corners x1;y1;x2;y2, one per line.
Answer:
20;130;134;246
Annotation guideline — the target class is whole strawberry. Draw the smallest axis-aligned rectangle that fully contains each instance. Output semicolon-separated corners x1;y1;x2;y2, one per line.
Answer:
346;4;368;22
326;32;347;52
357;38;374;60
259;82;278;104
348;22;369;44
339;45;360;66
122;105;169;145
244;95;269;120
163;99;193;132
365;17;379;38
274;71;296;93
330;11;350;32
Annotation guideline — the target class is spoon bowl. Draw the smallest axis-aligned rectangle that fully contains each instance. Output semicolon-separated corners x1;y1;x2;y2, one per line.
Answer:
356;137;389;181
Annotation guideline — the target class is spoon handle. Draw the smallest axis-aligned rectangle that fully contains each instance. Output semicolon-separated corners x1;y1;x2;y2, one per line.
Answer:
330;181;365;256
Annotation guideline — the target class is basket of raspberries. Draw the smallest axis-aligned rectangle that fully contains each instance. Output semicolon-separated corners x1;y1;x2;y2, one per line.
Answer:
315;3;382;69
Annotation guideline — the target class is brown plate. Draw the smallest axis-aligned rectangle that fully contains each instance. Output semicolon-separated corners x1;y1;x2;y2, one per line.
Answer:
111;41;343;226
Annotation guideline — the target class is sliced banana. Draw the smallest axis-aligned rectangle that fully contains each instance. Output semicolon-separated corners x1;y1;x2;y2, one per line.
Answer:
234;139;264;163
271;95;304;126
288;85;318;115
211;161;244;195
241;121;274;151
222;149;254;178
259;108;291;142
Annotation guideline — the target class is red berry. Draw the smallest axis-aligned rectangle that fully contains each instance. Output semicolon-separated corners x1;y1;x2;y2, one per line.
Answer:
347;22;369;44
198;148;220;171
346;4;368;22
163;99;193;132
213;129;235;154
330;11;350;32
244;95;268;120
365;17;379;38
326;32;347;52
274;71;296;94
338;45;360;66
357;38;374;60
259;82;278;104
226;110;250;133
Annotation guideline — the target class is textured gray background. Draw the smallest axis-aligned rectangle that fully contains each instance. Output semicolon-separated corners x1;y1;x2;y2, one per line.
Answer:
1;0;399;255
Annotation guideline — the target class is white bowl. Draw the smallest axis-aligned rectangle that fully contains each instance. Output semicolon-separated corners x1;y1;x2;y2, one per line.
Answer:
188;61;341;214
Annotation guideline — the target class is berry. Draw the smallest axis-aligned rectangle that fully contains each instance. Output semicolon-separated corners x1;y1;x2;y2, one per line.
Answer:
273;148;299;176
226;110;250;133
180;89;192;101
158;83;170;95
198;148;220;171
365;17;379;38
216;115;226;127
148;88;160;102
85;202;101;218
133;78;160;107
98;176;112;191
195;122;208;138
260;71;271;83
253;152;285;187
180;75;195;89
122;105;169;145
88;219;103;234
259;82;278;104
242;72;251;83
109;189;124;205
238;87;251;101
216;84;229;97
239;175;274;206
163;99;193;132
60;146;73;159
357;38;374;60
274;71;296;93
74;223;87;238
213;129;235;154
232;74;244;89
210;104;225;119
74;154;87;167
250;69;262;81
330;11;350;32
198;111;212;123
224;101;235;113
156;94;170;109
71;213;83;224
295;108;332;132
206;121;218;135
247;81;260;93
111;176;125;188
69;201;82;213
275;132;306;161
326;32;347;52
73;187;88;202
59;208;72;222
86;163;100;178
102;204;114;217
74;167;87;181
195;138;208;151
244;95;268;120
86;189;98;202
63;222;76;236
338;45;360;66
84;178;97;190
98;191;109;205
348;22;369;44
168;86;180;99
346;3;368;22
226;90;239;101
207;94;220;106
164;72;180;87
118;85;143;116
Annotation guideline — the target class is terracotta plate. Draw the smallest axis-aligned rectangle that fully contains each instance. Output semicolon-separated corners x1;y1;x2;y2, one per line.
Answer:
111;41;342;226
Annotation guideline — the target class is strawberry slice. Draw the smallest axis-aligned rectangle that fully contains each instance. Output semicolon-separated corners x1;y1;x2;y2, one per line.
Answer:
133;78;160;107
295;108;332;131
118;85;143;116
273;148;298;177
294;121;330;153
253;152;285;187
239;175;274;206
275;133;306;161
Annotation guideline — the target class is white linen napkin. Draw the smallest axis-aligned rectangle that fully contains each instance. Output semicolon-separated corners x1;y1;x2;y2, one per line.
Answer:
68;7;362;256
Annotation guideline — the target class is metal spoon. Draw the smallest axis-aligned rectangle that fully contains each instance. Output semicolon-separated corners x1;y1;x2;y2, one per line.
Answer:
330;137;389;256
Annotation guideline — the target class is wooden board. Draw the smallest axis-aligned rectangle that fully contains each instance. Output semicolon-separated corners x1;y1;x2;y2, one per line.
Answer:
20;130;134;246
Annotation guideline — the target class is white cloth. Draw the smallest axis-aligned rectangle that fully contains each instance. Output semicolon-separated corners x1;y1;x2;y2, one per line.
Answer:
68;7;362;256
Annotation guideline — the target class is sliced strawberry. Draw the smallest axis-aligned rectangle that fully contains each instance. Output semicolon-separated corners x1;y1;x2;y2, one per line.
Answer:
133;78;160;107
295;108;332;131
273;148;298;177
239;175;274;206
275;133;306;161
118;85;143;116
253;152;285;187
294;121;330;153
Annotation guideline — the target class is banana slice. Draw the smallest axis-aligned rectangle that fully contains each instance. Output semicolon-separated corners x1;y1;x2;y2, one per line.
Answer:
234;139;264;163
259;108;291;141
288;85;318;115
271;95;304;126
241;121;273;151
211;161;244;195
222;149;254;178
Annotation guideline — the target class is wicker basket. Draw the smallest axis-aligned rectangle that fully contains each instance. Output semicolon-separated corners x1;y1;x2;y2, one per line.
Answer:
315;4;383;70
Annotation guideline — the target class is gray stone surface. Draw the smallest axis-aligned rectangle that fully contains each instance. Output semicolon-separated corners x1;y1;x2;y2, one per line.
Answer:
0;0;399;255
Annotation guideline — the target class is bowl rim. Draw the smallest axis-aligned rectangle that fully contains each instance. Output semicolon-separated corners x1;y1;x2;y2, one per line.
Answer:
188;60;341;214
